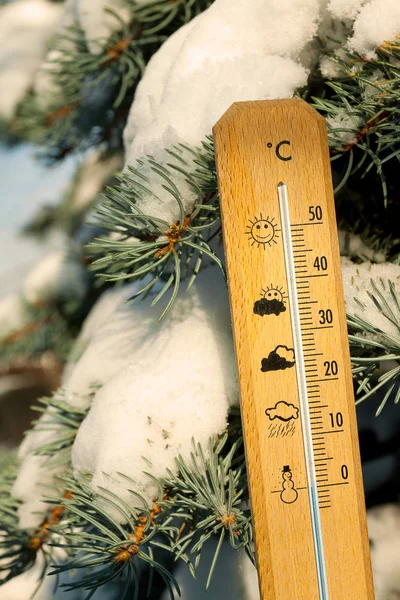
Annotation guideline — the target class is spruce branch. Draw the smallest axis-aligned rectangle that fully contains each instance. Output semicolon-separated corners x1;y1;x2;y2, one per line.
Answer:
88;113;400;318
159;434;253;589
0;464;69;588
0;303;78;362
0;464;36;585
0;388;93;587
88;137;224;319
29;390;91;468
49;475;180;600
13;0;212;160
348;276;400;413
15;426;251;598
313;40;400;204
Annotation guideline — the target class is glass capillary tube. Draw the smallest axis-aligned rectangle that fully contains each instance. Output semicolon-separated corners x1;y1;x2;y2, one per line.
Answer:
277;182;329;600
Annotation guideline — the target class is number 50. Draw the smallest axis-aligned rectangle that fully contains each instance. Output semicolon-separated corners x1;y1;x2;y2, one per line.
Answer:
309;205;323;221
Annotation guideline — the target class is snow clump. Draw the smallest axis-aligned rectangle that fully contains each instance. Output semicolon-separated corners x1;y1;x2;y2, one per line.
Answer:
347;0;400;57
12;268;238;525
123;0;326;224
0;0;62;120
326;108;362;146
70;266;238;519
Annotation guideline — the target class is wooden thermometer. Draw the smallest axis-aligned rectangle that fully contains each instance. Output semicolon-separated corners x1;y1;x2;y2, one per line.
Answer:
213;99;375;599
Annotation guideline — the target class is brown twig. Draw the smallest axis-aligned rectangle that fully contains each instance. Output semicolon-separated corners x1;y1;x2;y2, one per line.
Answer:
113;494;167;563
154;216;191;258
27;490;72;551
46;105;75;126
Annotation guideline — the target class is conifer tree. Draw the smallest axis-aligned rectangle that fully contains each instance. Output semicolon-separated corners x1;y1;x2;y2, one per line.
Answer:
1;0;400;598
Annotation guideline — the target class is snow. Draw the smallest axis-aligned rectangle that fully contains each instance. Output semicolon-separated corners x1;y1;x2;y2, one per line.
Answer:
12;453;62;529
319;56;342;78
123;0;326;224
0;0;62;120
0;553;48;600
12;396;68;528
12;267;237;527
341;260;400;339
368;504;400;600
70;266;238;518
0;294;29;342
62;281;141;380
319;50;348;78
70;283;133;349
23;250;87;306
328;0;367;19
0;537;67;599
348;0;400;56
11;284;145;529
63;278;157;405
326;108;362;146
120;0;400;224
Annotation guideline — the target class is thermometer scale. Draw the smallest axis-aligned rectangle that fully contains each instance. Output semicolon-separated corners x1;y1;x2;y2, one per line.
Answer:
213;99;375;599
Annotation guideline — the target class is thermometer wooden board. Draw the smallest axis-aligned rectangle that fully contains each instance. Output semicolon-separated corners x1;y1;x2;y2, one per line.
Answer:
213;99;375;600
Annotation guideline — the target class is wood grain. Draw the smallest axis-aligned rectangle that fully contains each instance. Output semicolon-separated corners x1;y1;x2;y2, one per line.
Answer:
213;99;375;599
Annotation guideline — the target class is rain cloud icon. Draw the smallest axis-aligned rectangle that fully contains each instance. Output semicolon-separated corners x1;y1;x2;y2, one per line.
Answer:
265;401;299;422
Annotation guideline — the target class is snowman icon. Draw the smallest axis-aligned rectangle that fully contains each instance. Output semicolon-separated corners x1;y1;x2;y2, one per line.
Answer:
280;465;298;504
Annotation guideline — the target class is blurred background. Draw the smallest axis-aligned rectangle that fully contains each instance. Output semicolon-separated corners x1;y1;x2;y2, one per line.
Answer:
0;145;76;449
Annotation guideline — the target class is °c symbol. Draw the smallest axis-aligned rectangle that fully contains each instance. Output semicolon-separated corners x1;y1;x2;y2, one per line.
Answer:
266;140;292;161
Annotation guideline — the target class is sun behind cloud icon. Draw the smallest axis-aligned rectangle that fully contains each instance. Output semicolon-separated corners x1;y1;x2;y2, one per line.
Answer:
265;401;299;422
254;285;286;317
245;214;280;249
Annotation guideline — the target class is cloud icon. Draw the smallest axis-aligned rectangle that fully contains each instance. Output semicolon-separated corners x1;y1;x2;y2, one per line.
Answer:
261;345;295;372
254;297;286;317
265;401;299;422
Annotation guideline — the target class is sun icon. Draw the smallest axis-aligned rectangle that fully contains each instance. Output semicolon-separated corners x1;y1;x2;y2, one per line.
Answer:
245;214;280;249
261;285;286;304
